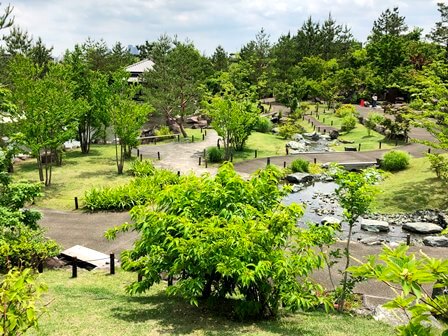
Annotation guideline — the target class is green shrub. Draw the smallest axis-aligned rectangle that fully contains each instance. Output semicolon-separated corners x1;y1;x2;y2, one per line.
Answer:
341;114;357;132
206;146;224;163
335;104;356;118
365;112;385;136
290;158;310;173
154;125;172;136
255;116;273;133
129;160;155;177
278;122;305;140
381;150;411;171
427;153;448;180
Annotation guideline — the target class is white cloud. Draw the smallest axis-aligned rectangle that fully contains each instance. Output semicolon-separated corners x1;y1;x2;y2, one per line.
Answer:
4;0;444;56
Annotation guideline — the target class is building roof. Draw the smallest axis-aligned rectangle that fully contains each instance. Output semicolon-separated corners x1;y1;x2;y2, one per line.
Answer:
125;59;154;73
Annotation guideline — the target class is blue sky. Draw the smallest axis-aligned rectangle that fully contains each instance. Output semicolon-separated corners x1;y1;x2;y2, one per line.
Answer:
7;0;447;57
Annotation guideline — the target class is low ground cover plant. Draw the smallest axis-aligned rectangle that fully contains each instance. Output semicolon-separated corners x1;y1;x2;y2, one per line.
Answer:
290;158;310;173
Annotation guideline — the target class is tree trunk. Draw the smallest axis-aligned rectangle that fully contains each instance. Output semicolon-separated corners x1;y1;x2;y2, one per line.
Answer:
338;220;355;311
37;154;44;182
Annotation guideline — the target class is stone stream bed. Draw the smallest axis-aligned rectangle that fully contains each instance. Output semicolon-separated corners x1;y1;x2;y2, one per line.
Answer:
283;177;448;247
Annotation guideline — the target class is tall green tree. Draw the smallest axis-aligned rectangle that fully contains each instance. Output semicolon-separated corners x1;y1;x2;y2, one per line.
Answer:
143;37;211;137
428;2;448;63
110;70;153;174
2;26;32;55
9;57;80;185
210;45;229;72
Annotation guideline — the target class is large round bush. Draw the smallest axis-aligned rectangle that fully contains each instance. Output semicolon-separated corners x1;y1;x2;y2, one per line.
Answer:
207;146;224;163
341;114;357;132
381;150;411;171
335;104;356;118
290;158;310;173
255;116;273;133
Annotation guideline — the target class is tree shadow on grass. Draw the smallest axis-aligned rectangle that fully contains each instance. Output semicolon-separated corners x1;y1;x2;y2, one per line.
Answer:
377;177;448;212
111;293;317;336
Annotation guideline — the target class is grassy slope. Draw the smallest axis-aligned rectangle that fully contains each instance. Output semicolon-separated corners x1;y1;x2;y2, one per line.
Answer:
31;269;393;336
14;145;133;210
232;132;289;162
372;156;448;213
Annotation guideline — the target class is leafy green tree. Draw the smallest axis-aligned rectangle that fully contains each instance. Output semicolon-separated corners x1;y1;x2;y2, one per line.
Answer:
210;45;229;72
143;36;211;137
365;112;385;136
9;56;80;185
110;70;153;174
109;41;136;71
428;2;448;63
331;167;380;310
107;163;336;319
204;95;258;159
0;268;47;336
349;245;448;336
2;26;32;56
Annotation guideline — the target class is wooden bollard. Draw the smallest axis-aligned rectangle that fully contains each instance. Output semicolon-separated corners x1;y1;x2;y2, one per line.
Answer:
379;142;382;149
157;152;161;160
331;121;334;126
177;171;180;177
202;134;205;141
406;234;411;246
72;257;77;278
254;150;258;158
74;197;79;210
192;135;194;143
283;161;287;168
177;134;180;142
286;146;289;155
205;160;208;168
358;143;361;152
200;128;203;133
205;129;207;136
38;261;43;274
318;127;320;132
428;148;431;154
140;154;143;161
230;153;233;162
323;129;326;134
199;157;201;166
203;149;206;157
323;118;326;123
137;149;140;157
267;157;271;166
314;158;317;164
110;253;115;275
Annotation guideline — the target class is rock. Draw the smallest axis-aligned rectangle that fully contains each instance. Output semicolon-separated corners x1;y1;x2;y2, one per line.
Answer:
437;212;448;229
321;216;341;226
303;132;320;141
402;222;443;234
198;120;208;128
320;134;331;141
292;133;304;141
339;139;355;144
373;306;408;327
361;218;390;232
291;184;304;193
285;173;314;184
271;127;280;134
186;116;199;124
360;237;385;246
286;141;306;151
423;236;448;247
329;130;339;140
45;257;67;269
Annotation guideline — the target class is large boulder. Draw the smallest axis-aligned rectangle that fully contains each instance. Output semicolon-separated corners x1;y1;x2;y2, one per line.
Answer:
437;212;448;229
360;237;385;246
303;132;320;141
286;141;306;151
329;130;339;140
285;173;314;184
402;222;443;234
423;236;448;247
361;218;390;232
321;216;341;226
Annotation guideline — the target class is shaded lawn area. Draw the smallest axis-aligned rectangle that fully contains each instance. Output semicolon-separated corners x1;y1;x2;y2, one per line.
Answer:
31;269;394;336
371;156;448;213
13;145;133;210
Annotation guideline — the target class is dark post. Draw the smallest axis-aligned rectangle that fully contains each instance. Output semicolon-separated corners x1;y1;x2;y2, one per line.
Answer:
313;124;316;130
138;273;143;282
283;161;287;168
74;197;79;210
323;118;325;123
205;129;207;136
267;157;271;166
428;148;431;154
314;158;317;164
203;149;206;157
217;139;220;149
72;257;77;278
230;153;233;162
323;129;326;134
331;120;334;126
202;134;205;141
37;261;43;274
140;154;143;161
199;157;201;166
192;135;194;143
137;149;140;157
200;128;203;133
318;127;320;132
110;253;115;275
254;150;258;158
157;152;161;160
358;143;361;152
379;141;382;149
205;160;208;168
286;146;289;155
177;171;180;177
177;134;180;142
406;234;411;246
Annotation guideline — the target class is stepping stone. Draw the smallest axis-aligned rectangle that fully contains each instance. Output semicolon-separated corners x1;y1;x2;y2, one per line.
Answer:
423;236;448;247
402;222;443;234
61;245;112;269
361;218;390;232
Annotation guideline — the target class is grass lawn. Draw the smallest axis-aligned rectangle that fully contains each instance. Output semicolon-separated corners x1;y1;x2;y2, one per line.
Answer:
13;145;133;210
312;114;401;151
371;156;448;213
232;132;289;162
143;128;206;145
31;269;394;336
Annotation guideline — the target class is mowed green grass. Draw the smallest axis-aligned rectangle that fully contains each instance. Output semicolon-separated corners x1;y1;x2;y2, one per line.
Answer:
232;132;289;162
372;156;448;213
13;145;133;210
311;114;400;151
30;269;394;336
